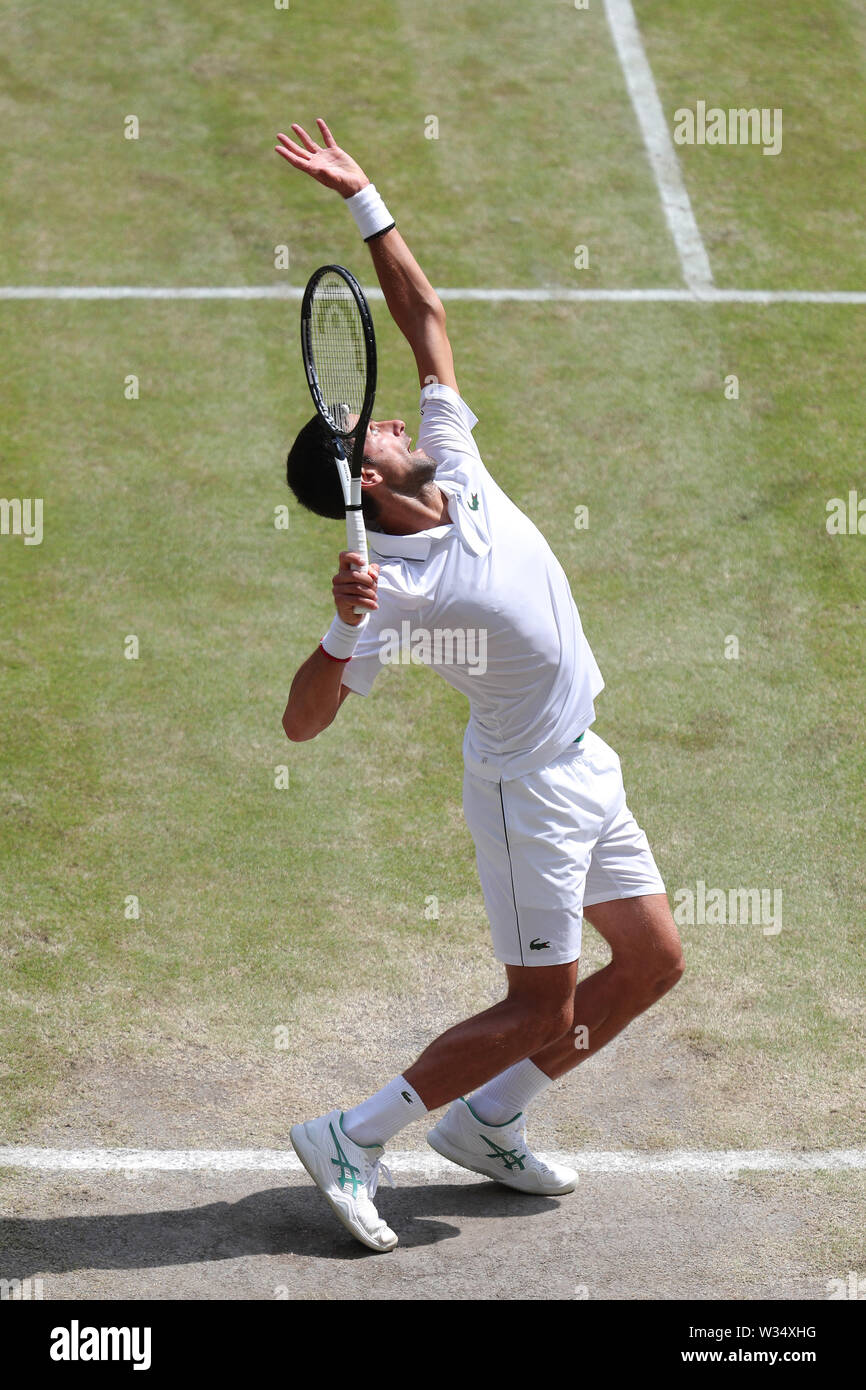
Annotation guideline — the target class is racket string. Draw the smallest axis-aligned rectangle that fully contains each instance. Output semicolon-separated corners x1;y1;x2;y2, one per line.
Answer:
308;272;368;436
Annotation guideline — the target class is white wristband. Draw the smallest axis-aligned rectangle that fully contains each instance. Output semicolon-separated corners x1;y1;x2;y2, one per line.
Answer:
321;611;369;662
345;183;395;242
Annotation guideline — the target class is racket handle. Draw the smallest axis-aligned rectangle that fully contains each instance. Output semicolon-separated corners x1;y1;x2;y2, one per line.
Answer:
345;507;369;616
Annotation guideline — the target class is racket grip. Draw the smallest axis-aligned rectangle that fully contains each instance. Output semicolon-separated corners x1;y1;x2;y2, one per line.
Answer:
345;508;369;616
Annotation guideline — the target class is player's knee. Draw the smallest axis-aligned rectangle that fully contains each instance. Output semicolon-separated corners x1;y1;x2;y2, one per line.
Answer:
655;926;685;989
618;940;684;1004
549;997;578;1042
655;947;685;997
518;997;575;1048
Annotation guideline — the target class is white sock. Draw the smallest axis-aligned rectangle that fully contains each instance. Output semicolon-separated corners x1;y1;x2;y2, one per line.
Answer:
468;1059;552;1124
341;1075;428;1147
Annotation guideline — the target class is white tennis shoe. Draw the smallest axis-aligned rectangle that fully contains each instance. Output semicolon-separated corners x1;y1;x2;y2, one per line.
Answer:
290;1109;398;1252
427;1097;578;1194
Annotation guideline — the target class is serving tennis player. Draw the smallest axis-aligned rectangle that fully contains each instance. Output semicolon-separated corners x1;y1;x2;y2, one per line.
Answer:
276;119;685;1252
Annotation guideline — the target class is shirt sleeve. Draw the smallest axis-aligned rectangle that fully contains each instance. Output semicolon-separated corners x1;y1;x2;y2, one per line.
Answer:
417;381;485;489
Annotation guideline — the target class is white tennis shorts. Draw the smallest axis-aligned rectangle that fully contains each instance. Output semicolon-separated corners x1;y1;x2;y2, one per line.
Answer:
462;728;666;967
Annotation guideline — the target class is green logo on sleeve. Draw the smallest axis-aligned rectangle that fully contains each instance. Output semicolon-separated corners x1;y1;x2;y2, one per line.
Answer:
467;492;480;511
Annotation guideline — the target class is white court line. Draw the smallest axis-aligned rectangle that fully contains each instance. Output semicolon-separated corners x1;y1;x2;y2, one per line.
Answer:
603;0;714;290
1;286;865;303
1;1147;865;1176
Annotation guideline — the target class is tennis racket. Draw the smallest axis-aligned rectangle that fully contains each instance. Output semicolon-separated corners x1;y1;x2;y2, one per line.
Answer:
301;264;377;615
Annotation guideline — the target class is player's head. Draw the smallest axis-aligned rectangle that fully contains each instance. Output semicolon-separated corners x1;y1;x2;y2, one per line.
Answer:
286;415;437;530
286;414;383;530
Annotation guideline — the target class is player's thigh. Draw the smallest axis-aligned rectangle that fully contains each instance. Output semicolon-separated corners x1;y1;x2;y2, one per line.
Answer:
584;893;684;984
502;963;578;1045
505;958;579;1019
463;749;605;969
583;791;666;911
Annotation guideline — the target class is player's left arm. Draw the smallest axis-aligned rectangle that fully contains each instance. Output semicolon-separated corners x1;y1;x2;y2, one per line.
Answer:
275;118;458;393
365;228;458;394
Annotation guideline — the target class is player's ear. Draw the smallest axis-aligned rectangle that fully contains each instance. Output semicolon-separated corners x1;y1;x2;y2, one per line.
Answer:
360;463;384;489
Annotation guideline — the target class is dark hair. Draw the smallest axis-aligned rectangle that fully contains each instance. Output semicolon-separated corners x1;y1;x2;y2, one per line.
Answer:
286;415;382;530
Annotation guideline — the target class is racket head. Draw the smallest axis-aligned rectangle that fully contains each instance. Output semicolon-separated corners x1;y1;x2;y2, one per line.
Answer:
301;264;377;474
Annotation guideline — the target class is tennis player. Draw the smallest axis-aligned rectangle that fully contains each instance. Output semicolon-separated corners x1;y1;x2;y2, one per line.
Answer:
276;120;684;1252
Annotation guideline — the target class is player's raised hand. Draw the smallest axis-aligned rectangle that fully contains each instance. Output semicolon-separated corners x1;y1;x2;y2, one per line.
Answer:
333;553;379;625
275;119;369;199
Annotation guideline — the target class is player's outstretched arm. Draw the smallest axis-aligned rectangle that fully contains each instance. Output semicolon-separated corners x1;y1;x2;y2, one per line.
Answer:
275;119;458;393
365;228;458;394
281;554;379;742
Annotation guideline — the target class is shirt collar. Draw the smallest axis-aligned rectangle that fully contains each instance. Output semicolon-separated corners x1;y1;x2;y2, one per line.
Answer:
367;486;489;562
367;527;445;561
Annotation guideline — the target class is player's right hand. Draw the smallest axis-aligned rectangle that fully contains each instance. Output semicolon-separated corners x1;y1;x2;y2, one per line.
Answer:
333;553;379;625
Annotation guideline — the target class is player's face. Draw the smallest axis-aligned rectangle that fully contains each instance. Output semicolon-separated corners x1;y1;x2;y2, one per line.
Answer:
361;417;437;494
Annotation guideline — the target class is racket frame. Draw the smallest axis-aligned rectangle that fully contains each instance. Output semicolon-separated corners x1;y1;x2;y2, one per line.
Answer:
301;264;377;613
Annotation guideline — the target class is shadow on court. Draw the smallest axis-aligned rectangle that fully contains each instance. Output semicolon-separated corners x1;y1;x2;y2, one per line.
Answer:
0;1181;562;1276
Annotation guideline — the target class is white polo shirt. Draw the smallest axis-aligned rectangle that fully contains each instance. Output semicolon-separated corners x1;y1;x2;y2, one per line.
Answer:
340;381;604;782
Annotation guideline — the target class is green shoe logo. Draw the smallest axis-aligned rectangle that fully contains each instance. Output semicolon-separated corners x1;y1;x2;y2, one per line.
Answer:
481;1135;527;1171
467;492;480;511
329;1123;362;1196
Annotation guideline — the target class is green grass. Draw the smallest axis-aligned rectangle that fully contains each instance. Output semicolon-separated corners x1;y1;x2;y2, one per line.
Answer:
639;0;866;287
1;0;864;1144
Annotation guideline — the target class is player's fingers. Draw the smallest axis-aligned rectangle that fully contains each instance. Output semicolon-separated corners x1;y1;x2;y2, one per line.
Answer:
334;575;376;597
334;592;378;615
334;572;377;598
291;123;320;153
334;563;371;581
276;134;310;159
274;146;308;169
335;593;375;606
316;118;337;148
338;550;366;571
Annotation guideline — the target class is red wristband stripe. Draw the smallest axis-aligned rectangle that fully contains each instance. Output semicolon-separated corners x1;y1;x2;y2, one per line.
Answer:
319;641;351;663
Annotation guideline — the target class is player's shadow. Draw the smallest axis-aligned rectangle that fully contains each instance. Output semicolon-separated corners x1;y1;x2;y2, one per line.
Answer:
0;1181;562;1273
